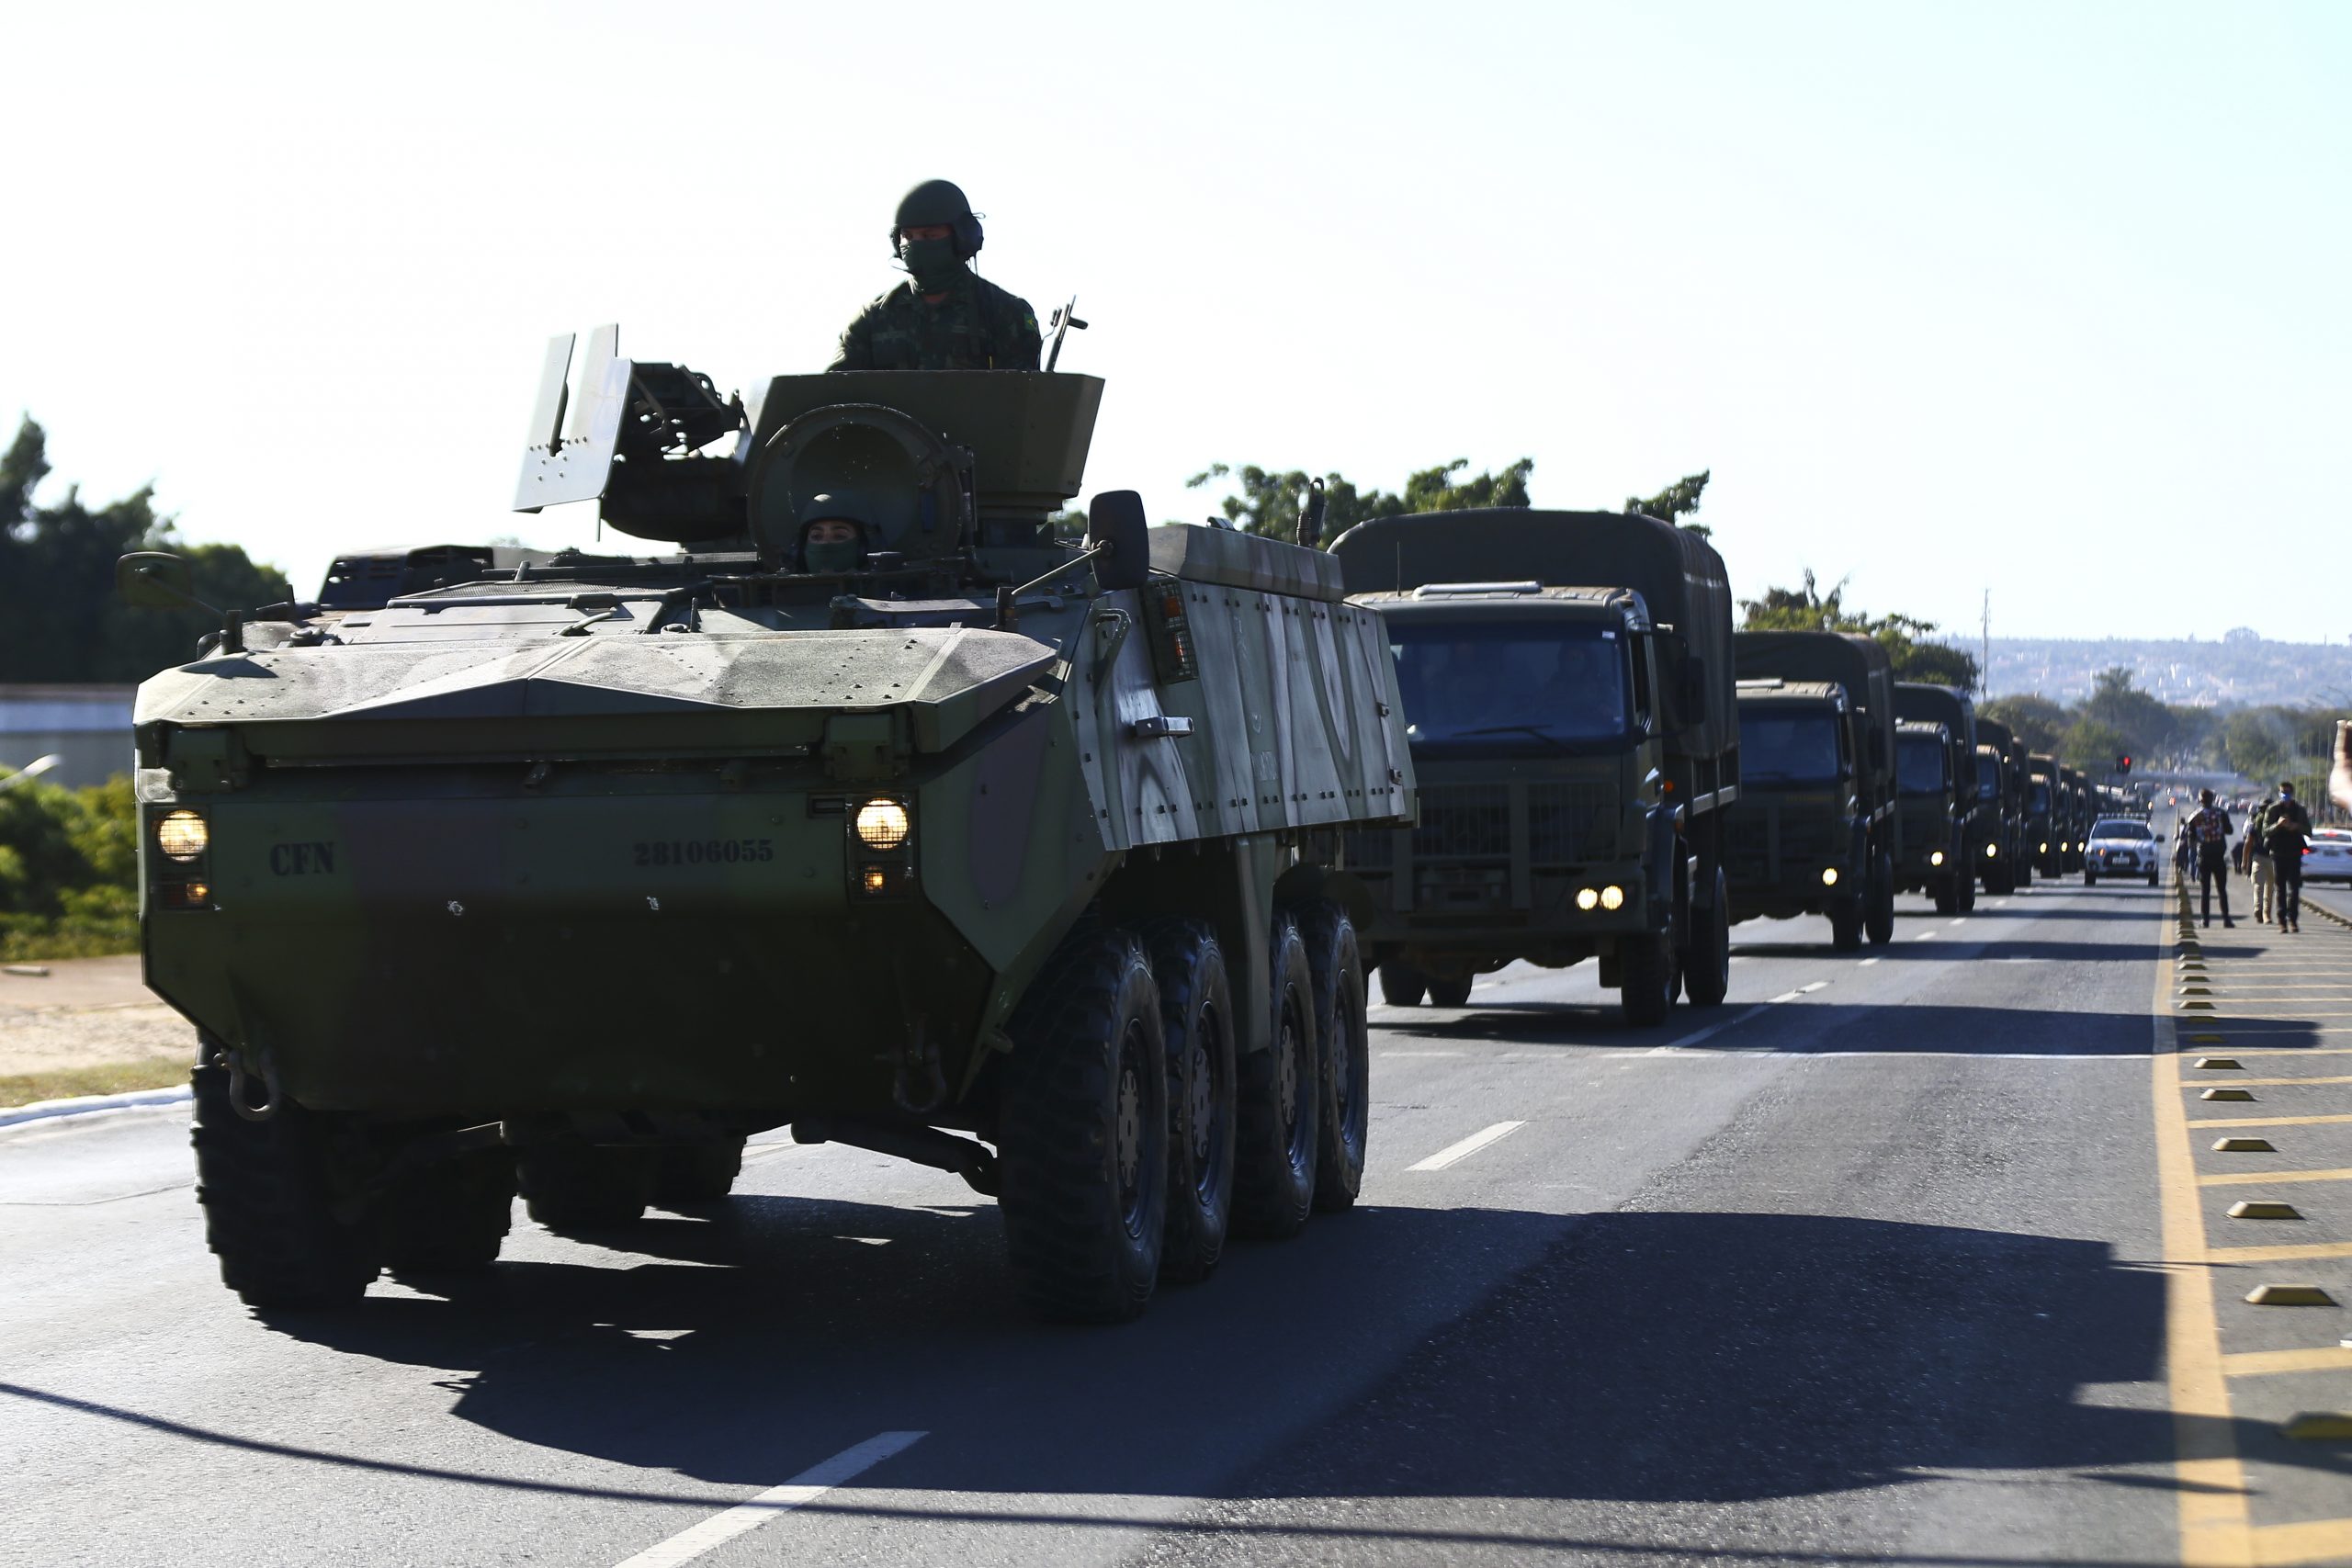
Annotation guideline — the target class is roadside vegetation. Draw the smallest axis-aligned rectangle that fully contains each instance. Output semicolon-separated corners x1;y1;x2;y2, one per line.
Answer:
0;772;139;961
0;1060;184;1109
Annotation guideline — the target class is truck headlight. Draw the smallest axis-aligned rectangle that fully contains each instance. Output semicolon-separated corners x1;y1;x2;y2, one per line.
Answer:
2040;841;2049;853
1929;851;1946;867
1600;885;1624;910
1820;866;1839;886
1985;843;1999;858
1576;887;1600;911
854;799;910;851
156;809;209;863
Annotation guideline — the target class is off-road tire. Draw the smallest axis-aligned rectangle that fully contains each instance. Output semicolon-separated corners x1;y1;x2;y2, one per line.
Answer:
1426;976;1474;1009
1932;876;1959;914
1681;867;1732;1009
1958;868;1978;912
1828;894;1865;952
1621;923;1679;1027
1233;913;1320;1240
519;1145;655;1230
1377;964;1427;1008
1296;901;1369;1213
2085;869;2098;886
999;926;1168;1323
1141;919;1236;1284
655;1140;746;1209
191;1063;379;1309
1864;851;1895;946
380;1144;516;1273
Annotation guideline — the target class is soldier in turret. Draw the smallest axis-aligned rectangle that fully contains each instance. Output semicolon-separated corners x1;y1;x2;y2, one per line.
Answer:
830;180;1042;372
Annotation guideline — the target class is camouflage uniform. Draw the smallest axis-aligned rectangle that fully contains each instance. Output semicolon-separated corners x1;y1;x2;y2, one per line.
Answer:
829;273;1042;372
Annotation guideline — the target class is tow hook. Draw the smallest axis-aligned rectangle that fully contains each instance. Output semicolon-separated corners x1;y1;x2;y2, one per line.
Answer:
218;1043;282;1122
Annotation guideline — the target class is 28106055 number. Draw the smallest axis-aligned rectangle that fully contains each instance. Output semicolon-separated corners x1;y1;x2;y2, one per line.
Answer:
633;839;775;867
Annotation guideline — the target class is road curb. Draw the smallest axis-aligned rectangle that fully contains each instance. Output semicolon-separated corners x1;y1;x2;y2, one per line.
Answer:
0;1084;192;1132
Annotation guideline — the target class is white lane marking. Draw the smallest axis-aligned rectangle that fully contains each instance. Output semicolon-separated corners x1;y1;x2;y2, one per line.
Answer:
1408;1120;1526;1171
612;1431;926;1568
1859;957;1883;966
1768;989;1805;1003
1797;980;1828;994
1646;1001;1772;1055
1915;931;1939;942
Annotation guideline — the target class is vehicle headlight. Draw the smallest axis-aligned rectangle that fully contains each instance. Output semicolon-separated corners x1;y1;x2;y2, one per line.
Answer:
1821;867;1839;886
1930;851;1945;867
156;809;209;863
2039;841;2049;853
1600;885;1624;910
1985;843;1999;858
1576;886;1600;911
854;798;910;851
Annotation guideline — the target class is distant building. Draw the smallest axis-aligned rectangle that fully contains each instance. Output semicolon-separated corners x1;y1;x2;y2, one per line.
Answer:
0;684;135;788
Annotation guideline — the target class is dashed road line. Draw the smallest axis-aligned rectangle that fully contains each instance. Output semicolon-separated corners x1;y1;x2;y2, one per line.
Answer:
1641;1003;1771;1055
611;1431;925;1568
1408;1121;1526;1171
1859;956;1882;966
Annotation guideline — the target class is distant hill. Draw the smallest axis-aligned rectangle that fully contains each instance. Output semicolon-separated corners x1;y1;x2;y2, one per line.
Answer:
1980;631;2352;708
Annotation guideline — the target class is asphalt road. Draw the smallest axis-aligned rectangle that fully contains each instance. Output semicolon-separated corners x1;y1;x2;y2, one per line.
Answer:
1;879;2201;1567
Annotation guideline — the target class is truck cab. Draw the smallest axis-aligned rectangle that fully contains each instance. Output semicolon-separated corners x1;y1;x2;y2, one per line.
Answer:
1894;718;1962;908
1725;679;1877;949
2028;754;2062;877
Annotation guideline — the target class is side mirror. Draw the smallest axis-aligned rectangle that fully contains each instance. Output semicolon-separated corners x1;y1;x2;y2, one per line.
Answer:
1085;490;1151;592
116;552;213;614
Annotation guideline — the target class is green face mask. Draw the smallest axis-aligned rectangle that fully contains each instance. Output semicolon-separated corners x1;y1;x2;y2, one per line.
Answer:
804;538;862;573
900;237;964;295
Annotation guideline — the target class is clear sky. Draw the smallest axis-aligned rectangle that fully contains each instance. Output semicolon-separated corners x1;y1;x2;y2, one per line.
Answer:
4;1;2345;646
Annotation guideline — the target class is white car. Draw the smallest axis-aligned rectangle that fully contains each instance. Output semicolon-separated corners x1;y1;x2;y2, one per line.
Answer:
2308;829;2352;884
2085;818;2161;886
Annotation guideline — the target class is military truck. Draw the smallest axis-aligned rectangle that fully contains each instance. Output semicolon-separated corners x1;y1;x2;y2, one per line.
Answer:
1894;719;1966;912
1894;682;1982;913
1725;632;1899;950
1326;510;1739;1027
2028;753;2064;878
1973;717;2027;893
119;333;1415;1323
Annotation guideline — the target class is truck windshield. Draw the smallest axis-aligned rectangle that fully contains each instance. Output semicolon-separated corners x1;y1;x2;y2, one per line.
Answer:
1976;752;2001;802
2029;781;2052;814
1897;734;1948;795
1740;711;1843;784
1387;619;1633;751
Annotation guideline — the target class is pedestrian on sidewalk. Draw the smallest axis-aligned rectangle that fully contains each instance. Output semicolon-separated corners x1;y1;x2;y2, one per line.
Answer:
2267;781;2313;933
2245;791;2277;923
2187;788;2235;928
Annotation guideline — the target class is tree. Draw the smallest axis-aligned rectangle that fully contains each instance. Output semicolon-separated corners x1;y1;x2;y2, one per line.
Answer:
1738;570;1983;689
1626;470;1713;537
1981;694;2069;754
1185;457;1532;544
0;416;290;682
2078;666;2178;761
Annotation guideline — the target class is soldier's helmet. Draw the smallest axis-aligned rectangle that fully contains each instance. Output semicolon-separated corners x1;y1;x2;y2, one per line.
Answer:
797;491;870;570
892;179;983;260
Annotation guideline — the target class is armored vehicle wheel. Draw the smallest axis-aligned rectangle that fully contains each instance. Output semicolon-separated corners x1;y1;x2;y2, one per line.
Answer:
1233;913;1321;1241
1425;976;1474;1009
1143;919;1236;1284
1682;868;1732;1009
1621;917;1680;1027
519;1146;656;1230
1297;901;1369;1213
380;1145;516;1274
191;1062;380;1309
1828;895;1864;953
1864;852;1895;946
1000;927;1169;1323
1378;964;1428;1008
655;1140;746;1209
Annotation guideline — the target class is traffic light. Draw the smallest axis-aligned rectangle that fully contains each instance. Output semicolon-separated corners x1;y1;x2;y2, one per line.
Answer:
2117;755;2132;775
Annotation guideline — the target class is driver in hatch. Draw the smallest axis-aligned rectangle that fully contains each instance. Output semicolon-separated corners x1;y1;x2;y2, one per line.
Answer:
797;494;869;573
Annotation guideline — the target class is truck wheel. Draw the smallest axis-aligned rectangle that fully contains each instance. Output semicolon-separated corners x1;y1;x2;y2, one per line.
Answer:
2084;869;2098;886
1865;852;1895;946
1297;901;1370;1213
1377;964;1427;1008
1681;868;1731;1009
1828;895;1864;953
655;1140;745;1209
1000;926;1168;1322
1932;877;1958;915
1143;919;1236;1284
1426;976;1474;1009
381;1144;515;1273
191;1062;380;1309
1233;913;1320;1241
519;1145;656;1230
2146;868;2159;887
1958;871;1977;913
1621;925;1678;1027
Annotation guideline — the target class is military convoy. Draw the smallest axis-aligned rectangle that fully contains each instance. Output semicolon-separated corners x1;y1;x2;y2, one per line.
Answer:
1894;682;1984;914
121;340;1415;1322
1973;717;2029;894
1327;511;1739;1026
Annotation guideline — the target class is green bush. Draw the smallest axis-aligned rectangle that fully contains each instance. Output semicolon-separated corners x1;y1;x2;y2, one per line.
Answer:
0;772;140;960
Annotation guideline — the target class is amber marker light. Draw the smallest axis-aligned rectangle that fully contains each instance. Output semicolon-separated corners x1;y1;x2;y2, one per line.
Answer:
156;809;209;862
854;799;910;851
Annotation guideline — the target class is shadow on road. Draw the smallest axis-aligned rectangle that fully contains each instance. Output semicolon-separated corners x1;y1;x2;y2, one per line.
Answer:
1394;1000;2155;1057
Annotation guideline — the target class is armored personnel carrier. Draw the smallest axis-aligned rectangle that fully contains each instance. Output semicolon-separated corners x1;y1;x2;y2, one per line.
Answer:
119;332;1414;1322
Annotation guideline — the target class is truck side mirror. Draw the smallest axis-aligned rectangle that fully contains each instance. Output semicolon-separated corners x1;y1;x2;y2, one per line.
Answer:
1086;490;1151;592
116;552;213;614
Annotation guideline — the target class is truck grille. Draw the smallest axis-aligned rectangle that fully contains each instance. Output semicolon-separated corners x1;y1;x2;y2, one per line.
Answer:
1725;810;1840;872
1350;781;1619;866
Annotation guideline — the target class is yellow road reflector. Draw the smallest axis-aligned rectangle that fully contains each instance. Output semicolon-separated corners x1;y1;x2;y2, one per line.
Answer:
2229;1201;2302;1220
2247;1283;2337;1305
2179;1000;2217;1010
2196;1057;2244;1069
2214;1137;2278;1152
2202;1088;2258;1101
2188;1034;2227;1044
2281;1413;2352;1441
